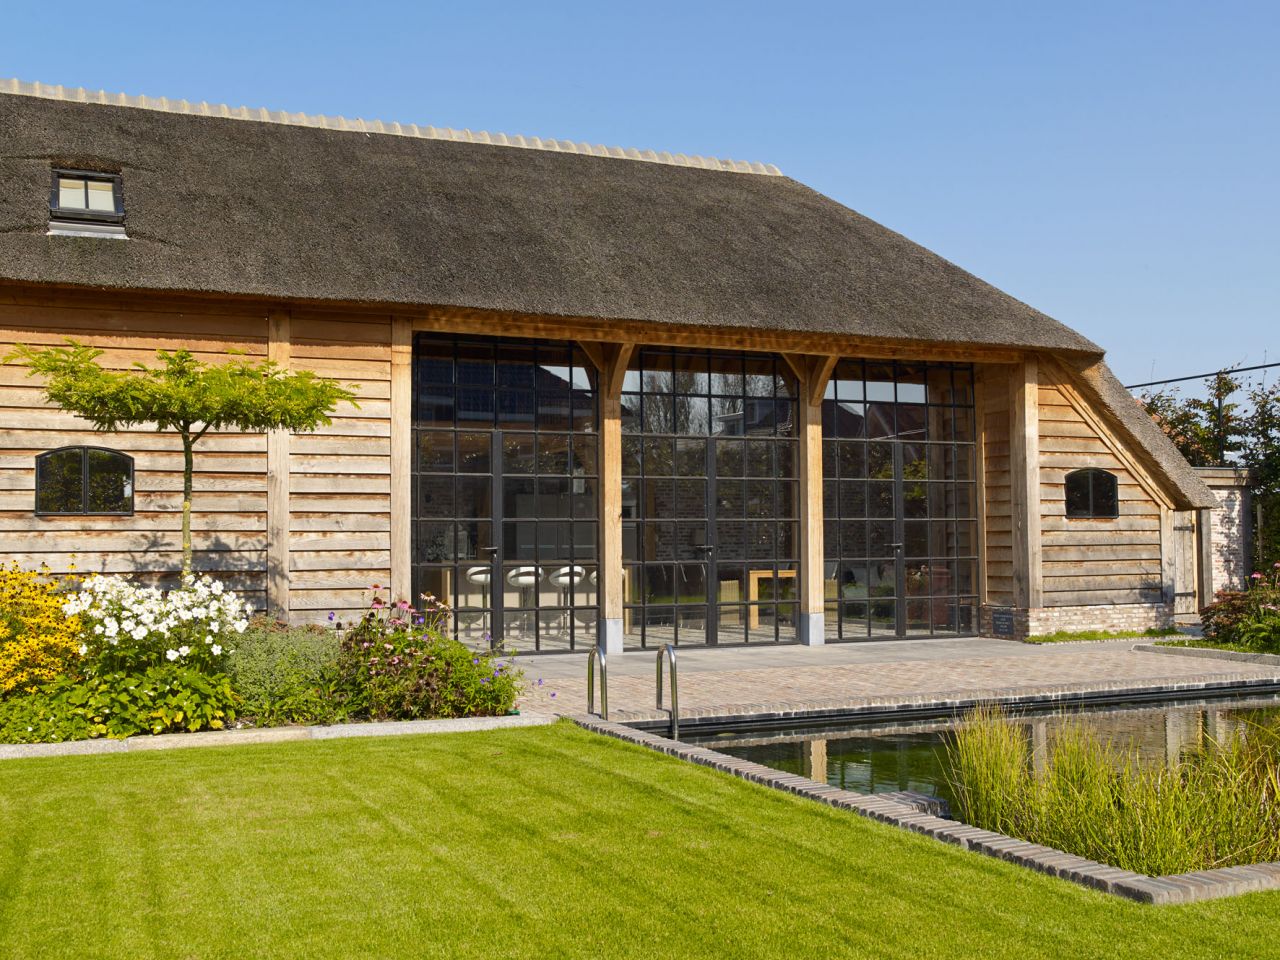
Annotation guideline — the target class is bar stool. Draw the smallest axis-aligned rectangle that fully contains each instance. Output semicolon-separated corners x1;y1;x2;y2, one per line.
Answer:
464;566;491;637
505;566;541;643
549;565;588;636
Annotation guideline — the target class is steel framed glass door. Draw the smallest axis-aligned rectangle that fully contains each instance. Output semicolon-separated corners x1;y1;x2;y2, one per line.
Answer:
621;348;799;648
822;361;979;640
411;335;599;653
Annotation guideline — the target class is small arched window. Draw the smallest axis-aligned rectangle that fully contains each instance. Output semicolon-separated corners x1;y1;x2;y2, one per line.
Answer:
36;447;134;516
1064;468;1118;519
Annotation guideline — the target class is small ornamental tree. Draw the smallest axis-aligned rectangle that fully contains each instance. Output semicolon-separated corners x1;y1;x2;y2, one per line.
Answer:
5;341;356;577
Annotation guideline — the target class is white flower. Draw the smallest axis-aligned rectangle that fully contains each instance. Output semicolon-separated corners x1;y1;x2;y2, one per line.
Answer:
165;649;180;661
178;645;190;657
93;625;104;635
131;626;148;641
210;621;220;634
211;644;222;656
233;619;248;633
78;644;87;655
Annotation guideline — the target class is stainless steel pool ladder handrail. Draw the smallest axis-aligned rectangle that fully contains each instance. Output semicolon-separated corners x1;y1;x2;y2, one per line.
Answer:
656;643;679;740
587;646;607;720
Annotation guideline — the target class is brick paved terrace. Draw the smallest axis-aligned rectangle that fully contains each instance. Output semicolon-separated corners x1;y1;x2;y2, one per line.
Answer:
513;638;1280;722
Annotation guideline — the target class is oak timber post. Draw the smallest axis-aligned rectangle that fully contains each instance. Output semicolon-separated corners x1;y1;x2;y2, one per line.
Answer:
390;317;413;604
1009;355;1043;615
580;341;634;655
786;354;837;646
266;309;291;619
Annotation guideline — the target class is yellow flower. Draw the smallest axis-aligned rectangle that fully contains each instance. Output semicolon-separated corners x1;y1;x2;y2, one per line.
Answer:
0;563;81;695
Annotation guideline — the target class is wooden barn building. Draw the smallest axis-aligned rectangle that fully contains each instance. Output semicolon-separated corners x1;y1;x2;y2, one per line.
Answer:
0;80;1217;652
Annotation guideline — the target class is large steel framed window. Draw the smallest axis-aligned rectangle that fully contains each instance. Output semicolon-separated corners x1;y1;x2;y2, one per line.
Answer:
822;361;979;640
411;334;599;653
621;348;799;648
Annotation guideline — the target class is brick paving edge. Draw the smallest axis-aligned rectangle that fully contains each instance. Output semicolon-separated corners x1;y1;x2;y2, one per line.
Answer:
570;714;1280;906
601;675;1280;728
1133;643;1280;667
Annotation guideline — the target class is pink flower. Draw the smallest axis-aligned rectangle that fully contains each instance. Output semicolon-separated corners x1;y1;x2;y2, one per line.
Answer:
1251;572;1264;579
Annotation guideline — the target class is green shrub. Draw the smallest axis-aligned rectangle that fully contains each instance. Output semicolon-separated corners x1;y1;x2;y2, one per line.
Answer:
1200;565;1280;652
335;599;522;720
1023;627;1181;644
945;706;1280;875
228;617;343;726
0;666;236;743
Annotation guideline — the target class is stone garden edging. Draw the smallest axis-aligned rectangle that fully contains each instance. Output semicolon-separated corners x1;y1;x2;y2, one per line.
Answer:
1134;643;1280;667
0;713;556;762
572;714;1280;905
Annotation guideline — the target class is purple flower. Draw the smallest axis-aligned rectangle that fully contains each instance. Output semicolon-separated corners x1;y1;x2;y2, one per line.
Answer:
536;678;544;686
327;611;336;622
472;658;479;666
480;678;489;685
549;692;557;699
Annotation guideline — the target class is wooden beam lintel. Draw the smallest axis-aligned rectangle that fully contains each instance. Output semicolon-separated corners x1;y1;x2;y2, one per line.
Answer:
415;309;1024;365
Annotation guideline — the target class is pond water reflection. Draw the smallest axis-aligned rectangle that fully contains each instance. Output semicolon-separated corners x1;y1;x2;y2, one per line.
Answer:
688;695;1280;811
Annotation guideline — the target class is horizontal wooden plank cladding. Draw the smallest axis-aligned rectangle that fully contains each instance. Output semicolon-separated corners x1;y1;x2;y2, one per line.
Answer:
1038;380;1168;610
286;321;394;615
1043;588;1164;606
1;551;267;574
289;550;391;572
0;299;270;603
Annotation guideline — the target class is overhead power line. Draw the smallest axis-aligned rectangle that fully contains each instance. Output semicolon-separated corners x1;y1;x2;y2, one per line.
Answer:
1125;361;1280;390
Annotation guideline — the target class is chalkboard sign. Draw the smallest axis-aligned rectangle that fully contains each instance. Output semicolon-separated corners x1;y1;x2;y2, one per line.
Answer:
990;608;1015;637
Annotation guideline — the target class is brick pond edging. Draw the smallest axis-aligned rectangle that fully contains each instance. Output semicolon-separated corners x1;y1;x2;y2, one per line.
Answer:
571;715;1280;905
0;713;556;762
1134;643;1280;668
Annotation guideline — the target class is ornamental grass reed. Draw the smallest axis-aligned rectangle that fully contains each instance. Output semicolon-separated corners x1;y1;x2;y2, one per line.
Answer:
944;705;1280;876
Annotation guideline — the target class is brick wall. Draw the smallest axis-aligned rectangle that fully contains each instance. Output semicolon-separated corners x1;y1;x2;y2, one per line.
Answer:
981;602;1173;640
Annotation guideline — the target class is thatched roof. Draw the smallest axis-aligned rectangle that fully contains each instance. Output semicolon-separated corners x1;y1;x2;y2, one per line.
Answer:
0;83;1214;508
0;85;1100;354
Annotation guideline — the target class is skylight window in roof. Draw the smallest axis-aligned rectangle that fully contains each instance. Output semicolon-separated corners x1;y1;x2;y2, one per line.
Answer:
48;169;126;237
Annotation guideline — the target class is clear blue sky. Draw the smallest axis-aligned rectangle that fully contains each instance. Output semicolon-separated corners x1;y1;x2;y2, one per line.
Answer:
3;1;1276;393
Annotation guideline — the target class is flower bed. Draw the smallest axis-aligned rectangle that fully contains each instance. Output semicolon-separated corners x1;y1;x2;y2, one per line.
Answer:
1199;563;1280;654
0;568;522;744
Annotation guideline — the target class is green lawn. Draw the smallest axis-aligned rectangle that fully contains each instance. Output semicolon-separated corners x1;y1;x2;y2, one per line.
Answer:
0;723;1276;960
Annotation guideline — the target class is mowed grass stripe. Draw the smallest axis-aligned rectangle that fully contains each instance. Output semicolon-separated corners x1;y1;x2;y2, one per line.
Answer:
0;722;1276;959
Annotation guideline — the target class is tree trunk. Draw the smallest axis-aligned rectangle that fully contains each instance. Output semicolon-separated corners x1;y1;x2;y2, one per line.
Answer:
182;433;194;579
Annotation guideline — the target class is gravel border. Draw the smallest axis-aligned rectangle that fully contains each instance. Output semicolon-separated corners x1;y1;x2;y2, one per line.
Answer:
571;715;1280;905
1134;643;1280;667
0;713;555;761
